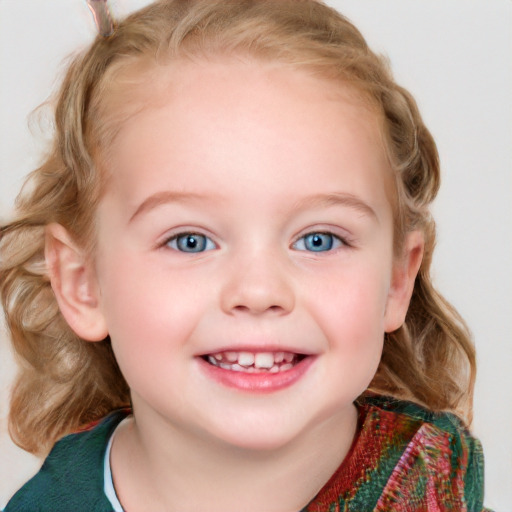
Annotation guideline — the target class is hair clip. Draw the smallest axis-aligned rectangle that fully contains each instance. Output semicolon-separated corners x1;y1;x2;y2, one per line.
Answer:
86;0;114;37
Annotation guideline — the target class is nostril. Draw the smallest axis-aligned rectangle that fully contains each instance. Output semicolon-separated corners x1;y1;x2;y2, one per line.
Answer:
232;304;250;312
232;304;283;314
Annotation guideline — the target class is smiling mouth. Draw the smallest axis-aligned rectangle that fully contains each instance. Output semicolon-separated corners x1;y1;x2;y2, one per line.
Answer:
202;351;306;374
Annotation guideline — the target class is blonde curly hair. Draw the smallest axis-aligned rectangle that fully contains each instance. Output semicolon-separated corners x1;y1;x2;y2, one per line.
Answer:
0;0;475;456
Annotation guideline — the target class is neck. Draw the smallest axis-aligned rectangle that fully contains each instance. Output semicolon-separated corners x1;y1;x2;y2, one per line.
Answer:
111;404;358;512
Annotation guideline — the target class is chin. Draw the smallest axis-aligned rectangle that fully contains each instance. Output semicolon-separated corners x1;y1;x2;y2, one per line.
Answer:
205;414;309;453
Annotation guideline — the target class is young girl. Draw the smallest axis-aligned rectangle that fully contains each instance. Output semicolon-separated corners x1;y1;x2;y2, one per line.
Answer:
0;0;489;510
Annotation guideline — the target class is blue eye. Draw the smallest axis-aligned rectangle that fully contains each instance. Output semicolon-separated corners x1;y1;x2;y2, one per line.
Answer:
167;233;216;253
293;232;342;252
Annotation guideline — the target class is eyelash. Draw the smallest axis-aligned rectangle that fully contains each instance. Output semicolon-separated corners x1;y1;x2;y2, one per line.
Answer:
162;230;348;254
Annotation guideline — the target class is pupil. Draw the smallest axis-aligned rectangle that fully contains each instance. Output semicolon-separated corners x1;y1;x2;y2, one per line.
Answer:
312;235;322;246
187;236;197;248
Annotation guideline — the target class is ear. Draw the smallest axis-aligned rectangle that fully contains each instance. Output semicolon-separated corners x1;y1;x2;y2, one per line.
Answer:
45;223;108;341
384;230;424;333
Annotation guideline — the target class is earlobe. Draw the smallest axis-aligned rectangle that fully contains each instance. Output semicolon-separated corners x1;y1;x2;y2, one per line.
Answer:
45;223;108;341
384;230;424;333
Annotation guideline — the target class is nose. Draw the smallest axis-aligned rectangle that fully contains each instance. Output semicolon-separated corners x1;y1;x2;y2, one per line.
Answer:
220;249;295;316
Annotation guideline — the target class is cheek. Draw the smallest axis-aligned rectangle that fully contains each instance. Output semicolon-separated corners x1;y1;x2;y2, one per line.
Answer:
95;250;206;352
307;264;391;337
320;284;386;359
303;264;389;383
95;254;206;399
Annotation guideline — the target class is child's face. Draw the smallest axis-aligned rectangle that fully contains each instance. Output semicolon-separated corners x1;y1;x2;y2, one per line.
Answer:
78;60;416;449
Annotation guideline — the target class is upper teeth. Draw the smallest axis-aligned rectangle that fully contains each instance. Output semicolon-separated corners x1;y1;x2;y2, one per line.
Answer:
206;351;298;371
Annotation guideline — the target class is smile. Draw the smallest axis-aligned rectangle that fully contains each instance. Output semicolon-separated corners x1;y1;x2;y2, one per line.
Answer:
198;350;314;392
204;351;304;373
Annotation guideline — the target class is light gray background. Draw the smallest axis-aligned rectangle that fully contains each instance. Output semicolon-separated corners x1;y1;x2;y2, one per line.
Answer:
0;1;510;509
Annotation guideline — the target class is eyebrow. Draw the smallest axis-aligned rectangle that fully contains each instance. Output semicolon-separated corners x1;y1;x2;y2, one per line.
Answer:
129;191;213;223
291;193;378;221
129;190;378;223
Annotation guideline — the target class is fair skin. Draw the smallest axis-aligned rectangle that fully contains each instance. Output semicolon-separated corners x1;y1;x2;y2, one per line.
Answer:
46;59;423;511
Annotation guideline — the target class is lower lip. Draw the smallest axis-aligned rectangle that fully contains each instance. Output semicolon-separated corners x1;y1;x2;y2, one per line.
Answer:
197;356;315;393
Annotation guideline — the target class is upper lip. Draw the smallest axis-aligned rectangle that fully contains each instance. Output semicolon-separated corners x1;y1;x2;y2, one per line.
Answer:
195;345;315;357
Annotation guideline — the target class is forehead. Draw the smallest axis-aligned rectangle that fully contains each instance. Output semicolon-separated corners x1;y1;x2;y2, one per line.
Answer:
96;58;393;219
95;56;385;153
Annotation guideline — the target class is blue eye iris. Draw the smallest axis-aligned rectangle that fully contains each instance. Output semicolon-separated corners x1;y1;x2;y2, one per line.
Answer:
294;232;342;252
304;233;333;251
168;233;215;253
